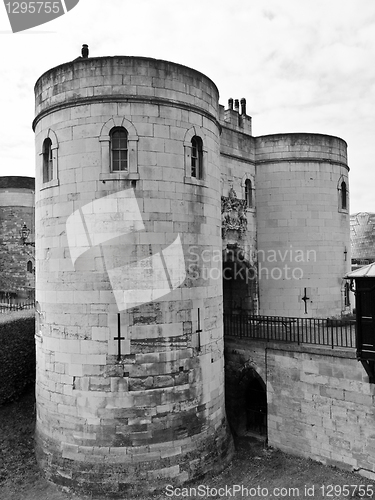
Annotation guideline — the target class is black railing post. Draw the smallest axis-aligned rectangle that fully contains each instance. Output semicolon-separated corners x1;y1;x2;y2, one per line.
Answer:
297;318;299;345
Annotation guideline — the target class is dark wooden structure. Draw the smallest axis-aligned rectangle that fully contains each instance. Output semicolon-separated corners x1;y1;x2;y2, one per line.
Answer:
346;264;375;383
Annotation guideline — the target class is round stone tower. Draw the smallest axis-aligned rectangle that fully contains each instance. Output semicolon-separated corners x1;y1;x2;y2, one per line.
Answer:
255;133;350;317
33;54;233;495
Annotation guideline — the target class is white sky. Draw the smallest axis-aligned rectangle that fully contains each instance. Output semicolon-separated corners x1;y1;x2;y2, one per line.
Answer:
1;0;374;214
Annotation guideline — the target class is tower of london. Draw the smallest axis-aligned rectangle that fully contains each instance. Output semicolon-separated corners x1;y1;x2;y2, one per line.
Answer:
32;50;350;495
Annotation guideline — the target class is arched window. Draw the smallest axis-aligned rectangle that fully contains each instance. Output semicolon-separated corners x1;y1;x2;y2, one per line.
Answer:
245;179;252;207
110;127;128;171
42;138;53;183
27;261;33;273
191;136;203;179
341;181;347;210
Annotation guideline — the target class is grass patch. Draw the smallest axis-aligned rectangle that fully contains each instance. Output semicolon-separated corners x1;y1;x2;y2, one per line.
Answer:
0;311;35;404
1;386;374;499
0;309;34;324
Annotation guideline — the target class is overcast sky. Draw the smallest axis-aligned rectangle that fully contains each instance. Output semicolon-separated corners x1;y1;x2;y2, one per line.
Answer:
1;0;374;214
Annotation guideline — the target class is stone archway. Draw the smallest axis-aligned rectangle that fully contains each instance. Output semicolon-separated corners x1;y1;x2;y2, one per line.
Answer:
222;245;256;314
244;377;267;436
225;363;267;439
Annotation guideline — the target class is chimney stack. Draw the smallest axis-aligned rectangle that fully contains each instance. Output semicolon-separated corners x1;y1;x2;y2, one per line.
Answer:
81;44;89;58
240;98;246;116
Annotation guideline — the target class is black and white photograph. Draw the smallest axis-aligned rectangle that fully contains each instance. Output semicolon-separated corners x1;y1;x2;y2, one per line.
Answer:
1;1;375;499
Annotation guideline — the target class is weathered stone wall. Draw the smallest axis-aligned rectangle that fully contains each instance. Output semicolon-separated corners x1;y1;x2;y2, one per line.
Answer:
267;345;375;480
0;177;35;296
255;134;351;317
219;107;257;313
225;337;375;480
34;56;233;495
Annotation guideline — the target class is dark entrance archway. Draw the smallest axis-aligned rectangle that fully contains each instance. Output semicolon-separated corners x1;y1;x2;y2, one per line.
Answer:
225;364;267;439
222;246;256;314
245;378;267;435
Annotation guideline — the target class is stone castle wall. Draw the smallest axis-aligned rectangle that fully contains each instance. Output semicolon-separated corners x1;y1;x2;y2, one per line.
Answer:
219;116;258;313
225;337;375;480
267;346;375;479
0;177;35;296
220;121;256;251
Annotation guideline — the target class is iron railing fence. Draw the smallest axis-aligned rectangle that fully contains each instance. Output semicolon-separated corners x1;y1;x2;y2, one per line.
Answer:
224;313;356;349
0;301;35;314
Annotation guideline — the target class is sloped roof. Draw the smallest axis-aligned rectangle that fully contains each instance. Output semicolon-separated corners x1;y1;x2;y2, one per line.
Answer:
350;212;375;260
345;262;375;278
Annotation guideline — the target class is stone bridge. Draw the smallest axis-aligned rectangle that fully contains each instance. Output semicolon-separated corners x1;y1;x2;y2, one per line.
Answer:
224;336;375;480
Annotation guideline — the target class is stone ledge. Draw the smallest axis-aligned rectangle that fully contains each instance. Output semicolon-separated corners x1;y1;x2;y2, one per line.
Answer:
224;336;356;359
99;172;140;182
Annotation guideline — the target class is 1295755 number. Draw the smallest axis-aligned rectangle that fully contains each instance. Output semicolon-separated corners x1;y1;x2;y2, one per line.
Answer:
5;2;61;14
320;484;374;497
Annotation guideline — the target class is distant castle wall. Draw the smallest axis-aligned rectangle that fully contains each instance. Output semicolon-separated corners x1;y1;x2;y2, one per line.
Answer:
0;176;35;297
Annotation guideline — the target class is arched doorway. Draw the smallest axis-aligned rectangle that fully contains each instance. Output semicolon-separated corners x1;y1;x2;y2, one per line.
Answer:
245;378;267;436
225;364;267;439
222;246;256;314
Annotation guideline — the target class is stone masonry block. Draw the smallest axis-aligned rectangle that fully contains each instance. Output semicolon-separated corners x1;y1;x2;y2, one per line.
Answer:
344;391;373;406
92;327;110;341
68;364;84;376
147;464;180;479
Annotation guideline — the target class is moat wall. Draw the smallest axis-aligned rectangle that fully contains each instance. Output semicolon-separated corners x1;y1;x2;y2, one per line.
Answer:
225;337;375;480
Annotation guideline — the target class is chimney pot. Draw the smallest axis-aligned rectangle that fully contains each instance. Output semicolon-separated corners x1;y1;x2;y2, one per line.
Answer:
81;44;89;58
240;98;246;115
